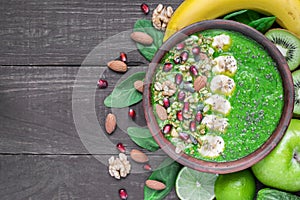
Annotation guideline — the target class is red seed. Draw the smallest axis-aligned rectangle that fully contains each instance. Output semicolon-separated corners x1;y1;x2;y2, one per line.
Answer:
177;91;186;101
163;98;170;108
195;111;203;122
183;102;189;112
120;52;127;63
141;3;150;15
163;63;173;72
189;65;198;76
175;73;183;85
97;79;108;89
162;124;172;134
176;42;185;50
128;108;136;119
116;143;126;153
180;51;189;63
192;46;200;55
189;120;196;132
143;164;152;171
119;189;128;200
179;132;189;140
177;110;183;121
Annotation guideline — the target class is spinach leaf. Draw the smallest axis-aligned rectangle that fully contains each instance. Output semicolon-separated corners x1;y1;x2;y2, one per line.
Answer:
133;19;164;61
104;72;145;108
144;158;182;200
248;16;276;33
223;10;261;24
127;127;160;152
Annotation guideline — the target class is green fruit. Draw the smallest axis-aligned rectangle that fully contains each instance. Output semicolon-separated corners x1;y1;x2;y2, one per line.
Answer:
265;28;300;71
293;70;300;116
175;167;217;200
252;119;300;192
214;169;256;200
257;188;300;200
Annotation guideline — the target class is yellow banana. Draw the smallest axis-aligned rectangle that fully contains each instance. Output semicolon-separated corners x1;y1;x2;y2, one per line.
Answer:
164;0;300;41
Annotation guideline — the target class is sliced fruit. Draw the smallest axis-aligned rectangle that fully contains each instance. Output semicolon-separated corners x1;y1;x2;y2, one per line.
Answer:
265;29;300;71
198;135;225;158
201;115;228;132
209;75;235;96
204;94;231;115
212;55;237;76
214;169;256;200
175;167;217;200
293;70;300;116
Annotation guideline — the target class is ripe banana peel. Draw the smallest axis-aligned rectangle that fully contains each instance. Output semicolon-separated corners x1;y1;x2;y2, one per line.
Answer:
163;0;300;41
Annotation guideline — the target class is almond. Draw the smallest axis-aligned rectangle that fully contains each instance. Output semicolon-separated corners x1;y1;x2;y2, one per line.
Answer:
105;113;117;134
155;104;168;120
194;75;207;91
130;32;153;45
134;80;144;93
130;149;149;163
145;180;166;190
107;60;127;72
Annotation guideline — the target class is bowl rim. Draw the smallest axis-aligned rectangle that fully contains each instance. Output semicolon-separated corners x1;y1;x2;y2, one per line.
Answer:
143;19;294;174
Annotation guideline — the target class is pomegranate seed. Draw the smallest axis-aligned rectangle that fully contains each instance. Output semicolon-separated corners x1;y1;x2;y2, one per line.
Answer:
189;65;198;76
143;164;152;171
176;110;183;121
116;143;126;153
162;124;172;134
119;189;128;200
173;56;181;64
175;73;183;85
140;3;150;15
177;91;186;101
189;120;196;132
120;52;127;63
179;132;189;141
180;51;189;63
97;79;108;89
195;111;203;122
192;46;200;55
176;43;185;50
128;108;136;119
163;63;173;72
190;135;198;144
163;98;170;108
183;102;189;112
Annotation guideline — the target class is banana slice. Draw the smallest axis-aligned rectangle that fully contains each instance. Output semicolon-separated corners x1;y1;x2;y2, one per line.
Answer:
201;114;228;132
210;74;235;96
198;135;225;158
204;94;231;115
212;55;237;76
212;34;231;50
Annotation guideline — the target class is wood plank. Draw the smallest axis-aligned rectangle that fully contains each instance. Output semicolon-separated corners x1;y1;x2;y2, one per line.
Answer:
0;154;179;200
0;65;157;154
0;0;182;65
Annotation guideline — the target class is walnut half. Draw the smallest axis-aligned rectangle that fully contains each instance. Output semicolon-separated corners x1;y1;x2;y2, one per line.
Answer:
108;153;131;179
152;4;174;31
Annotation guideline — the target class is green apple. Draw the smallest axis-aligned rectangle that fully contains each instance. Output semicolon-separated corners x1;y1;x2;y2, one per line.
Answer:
252;119;300;192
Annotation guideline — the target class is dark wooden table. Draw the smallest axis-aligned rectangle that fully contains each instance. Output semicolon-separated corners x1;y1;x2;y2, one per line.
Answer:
1;1;299;199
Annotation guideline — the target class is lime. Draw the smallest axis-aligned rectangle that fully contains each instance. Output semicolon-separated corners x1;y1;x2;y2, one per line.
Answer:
175;166;218;200
214;169;256;200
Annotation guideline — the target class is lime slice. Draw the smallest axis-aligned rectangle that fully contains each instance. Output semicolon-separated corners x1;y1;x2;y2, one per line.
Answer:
175;167;218;200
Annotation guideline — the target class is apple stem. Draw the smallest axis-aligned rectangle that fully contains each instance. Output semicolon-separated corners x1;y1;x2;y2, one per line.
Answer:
294;152;300;163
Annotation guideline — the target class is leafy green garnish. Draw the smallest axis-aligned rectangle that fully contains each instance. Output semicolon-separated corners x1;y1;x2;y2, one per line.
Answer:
248;16;276;33
104;72;145;108
144;158;182;200
127;127;160;152
133;19;164;61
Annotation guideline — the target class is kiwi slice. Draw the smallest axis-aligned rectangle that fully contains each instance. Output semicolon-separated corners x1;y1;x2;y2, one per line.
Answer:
292;69;300;116
265;29;300;71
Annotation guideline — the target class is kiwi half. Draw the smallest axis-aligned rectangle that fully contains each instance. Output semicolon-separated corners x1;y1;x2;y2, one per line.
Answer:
265;29;300;71
292;70;300;116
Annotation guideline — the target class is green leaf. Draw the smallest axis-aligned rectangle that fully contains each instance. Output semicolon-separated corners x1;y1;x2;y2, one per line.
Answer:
223;10;261;24
248;16;276;33
127;127;160;152
144;158;182;200
257;188;300;200
104;72;145;108
133;19;164;61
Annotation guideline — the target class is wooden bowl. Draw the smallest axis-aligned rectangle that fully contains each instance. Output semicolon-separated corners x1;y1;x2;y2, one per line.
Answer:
143;20;294;174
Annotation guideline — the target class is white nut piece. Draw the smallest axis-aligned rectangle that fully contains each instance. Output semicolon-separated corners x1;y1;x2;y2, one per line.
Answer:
108;153;131;179
152;4;174;31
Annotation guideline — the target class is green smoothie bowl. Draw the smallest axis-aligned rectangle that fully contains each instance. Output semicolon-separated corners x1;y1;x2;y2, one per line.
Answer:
143;20;294;174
